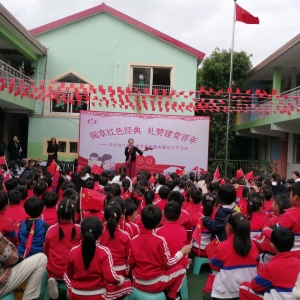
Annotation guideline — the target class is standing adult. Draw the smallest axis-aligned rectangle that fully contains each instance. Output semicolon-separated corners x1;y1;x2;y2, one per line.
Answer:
7;136;21;161
0;136;6;156
125;138;144;178
47;137;59;166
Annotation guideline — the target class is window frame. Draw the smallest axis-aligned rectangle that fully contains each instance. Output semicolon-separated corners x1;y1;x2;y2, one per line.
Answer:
293;134;300;163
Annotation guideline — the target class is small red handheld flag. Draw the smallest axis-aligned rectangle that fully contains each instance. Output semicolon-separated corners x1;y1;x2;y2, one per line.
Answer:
80;188;105;211
192;219;203;256
244;171;254;181
23;222;35;258
236;4;260;24
205;237;220;261
121;190;131;200
213;167;220;179
47;160;57;175
0;156;6;165
236;169;243;179
175;168;185;176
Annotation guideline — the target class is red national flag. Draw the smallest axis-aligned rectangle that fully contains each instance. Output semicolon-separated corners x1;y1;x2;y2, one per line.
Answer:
192;219;203;246
23;222;35;258
205;237;220;261
245;171;254;181
0;156;6;165
76;165;83;172
47;160;57;175
213;167;220;179
121;190;131;200
192;166;198;175
175;168;185;176
80;187;105;211
149;176;155;184
91;164;103;175
219;178;225;185
236;169;243;179
236;4;260;24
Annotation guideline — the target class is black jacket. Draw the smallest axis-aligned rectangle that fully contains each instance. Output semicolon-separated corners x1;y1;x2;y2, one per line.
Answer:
272;184;289;196
19;166;36;180
203;206;235;242
125;146;143;162
7;141;21;161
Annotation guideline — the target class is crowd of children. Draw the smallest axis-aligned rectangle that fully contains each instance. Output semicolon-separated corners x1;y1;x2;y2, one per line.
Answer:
1;160;300;300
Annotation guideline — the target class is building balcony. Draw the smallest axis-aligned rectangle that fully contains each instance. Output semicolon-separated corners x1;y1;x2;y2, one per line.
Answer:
128;84;172;96
0;59;33;84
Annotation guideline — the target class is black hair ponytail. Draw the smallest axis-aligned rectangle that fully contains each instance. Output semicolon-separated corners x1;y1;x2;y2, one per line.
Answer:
81;216;103;270
104;203;122;239
247;192;263;221
228;212;251;256
202;193;216;217
144;190;155;206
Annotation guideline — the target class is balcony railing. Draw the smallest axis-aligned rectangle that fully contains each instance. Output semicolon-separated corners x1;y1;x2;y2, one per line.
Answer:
237;85;300;125
128;84;172;96
0;60;32;84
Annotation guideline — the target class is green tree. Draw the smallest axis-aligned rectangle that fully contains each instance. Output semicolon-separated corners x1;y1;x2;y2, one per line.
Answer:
196;48;252;170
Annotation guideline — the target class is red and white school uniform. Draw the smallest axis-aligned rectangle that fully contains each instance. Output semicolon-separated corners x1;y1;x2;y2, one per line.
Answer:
240;252;300;300
238;198;248;217
161;209;193;232
278;206;300;259
42;206;58;226
5;205;29;233
82;210;104;222
185;203;202;226
156;222;188;268
64;242;132;300
129;228;186;299
250;212;267;238
211;233;259;299
124;220;139;239
44;222;81;279
264;200;274;219
100;226;131;277
265;215;279;227
155;198;168;211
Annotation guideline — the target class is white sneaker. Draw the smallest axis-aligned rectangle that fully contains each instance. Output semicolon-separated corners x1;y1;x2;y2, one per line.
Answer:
47;277;59;299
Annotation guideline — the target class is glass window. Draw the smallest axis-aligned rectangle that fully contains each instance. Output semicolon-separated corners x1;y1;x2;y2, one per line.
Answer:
51;100;68;113
58;141;67;153
294;134;300;163
50;94;89;113
132;67;151;86
70;142;78;153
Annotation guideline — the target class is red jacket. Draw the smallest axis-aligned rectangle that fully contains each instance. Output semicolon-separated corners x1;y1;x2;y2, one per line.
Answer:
124;220;139;238
5;205;28;233
44;222;81;278
237;198;248;217
100;226;131;269
64;242;124;292
129;228;184;280
42;206;58;226
161;208;192;231
249;211;267;237
82;210;104;222
155;199;168;211
0;212;18;246
156;222;188;267
185;203;202;226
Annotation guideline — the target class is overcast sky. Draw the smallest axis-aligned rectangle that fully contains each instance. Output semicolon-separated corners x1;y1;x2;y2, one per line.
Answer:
2;0;300;67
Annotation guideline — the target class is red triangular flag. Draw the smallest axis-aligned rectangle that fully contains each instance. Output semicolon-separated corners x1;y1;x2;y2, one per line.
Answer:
244;171;254;181
213;167;220;179
0;156;6;165
23;222;35;258
175;169;185;176
236;4;260;24
80;188;105;211
236;168;243;179
47;160;57;175
205;237;220;261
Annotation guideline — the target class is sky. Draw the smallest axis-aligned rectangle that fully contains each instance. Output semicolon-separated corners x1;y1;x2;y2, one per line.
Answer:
2;0;300;67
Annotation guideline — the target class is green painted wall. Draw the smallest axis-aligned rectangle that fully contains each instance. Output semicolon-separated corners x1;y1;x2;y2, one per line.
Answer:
28;11;199;160
0;89;36;110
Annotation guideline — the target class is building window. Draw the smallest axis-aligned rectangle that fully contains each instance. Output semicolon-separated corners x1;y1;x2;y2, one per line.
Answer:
129;66;171;95
43;138;78;157
50;93;89;113
294;134;300;163
58;141;67;153
70;142;78;153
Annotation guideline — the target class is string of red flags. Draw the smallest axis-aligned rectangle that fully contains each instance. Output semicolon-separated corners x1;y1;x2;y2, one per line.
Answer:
1;78;300;115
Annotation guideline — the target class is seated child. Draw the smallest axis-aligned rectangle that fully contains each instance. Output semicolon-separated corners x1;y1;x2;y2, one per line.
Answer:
192;193;217;257
142;190;155;208
265;194;291;227
14;185;28;207
202;184;238;242
156;201;188;268
18;196;50;258
237;187;249;216
0;191;18;245
42;191;58;226
247;192;267;238
129;205;191;300
155;185;170;211
121;178;131;199
278;181;300;259
33;179;48;199
240;227;300;300
124;201;140;238
100;202;131;277
261;186;274;218
211;212;260;300
6;190;29;232
185;188;202;226
64;216;132;300
44;199;80;300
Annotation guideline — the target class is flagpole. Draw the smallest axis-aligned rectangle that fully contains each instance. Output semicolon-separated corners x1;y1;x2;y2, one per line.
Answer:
224;0;237;178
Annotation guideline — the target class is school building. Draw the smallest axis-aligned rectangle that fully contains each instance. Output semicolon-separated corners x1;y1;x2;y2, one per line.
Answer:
235;33;300;178
0;3;205;162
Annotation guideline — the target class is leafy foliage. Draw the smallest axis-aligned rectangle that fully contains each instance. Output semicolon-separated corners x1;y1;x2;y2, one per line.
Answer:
196;48;252;164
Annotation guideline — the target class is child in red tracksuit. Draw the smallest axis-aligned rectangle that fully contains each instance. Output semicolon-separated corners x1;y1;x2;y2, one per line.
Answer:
155;186;170;211
261;187;274;218
129;204;191;300
278;181;300;259
240;227;300;300
237;187;249;217
64;216;132;300
185;189;202;226
44;199;81;300
247;193;267;238
124;201;140;238
42;191;58;226
156;201;188;268
100;201;131;277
